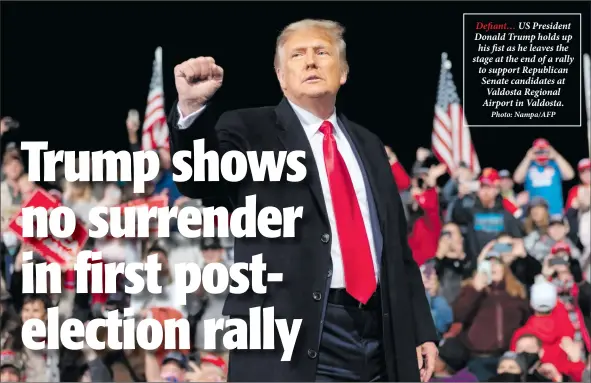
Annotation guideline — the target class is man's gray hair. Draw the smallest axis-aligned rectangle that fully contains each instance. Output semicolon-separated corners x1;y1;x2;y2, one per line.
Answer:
274;19;349;72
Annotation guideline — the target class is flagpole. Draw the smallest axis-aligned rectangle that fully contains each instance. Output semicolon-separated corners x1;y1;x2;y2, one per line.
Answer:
155;46;163;67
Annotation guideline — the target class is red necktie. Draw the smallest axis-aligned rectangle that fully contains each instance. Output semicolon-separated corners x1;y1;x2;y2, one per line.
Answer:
319;121;377;304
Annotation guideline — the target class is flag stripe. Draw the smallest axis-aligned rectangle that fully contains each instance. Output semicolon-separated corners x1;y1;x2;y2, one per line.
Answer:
141;47;170;151
432;54;480;175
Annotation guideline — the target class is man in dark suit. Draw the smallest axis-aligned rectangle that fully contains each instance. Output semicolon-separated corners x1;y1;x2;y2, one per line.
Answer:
168;19;438;382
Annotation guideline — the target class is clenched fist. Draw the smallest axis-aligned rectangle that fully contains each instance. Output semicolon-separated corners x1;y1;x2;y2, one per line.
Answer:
174;56;224;116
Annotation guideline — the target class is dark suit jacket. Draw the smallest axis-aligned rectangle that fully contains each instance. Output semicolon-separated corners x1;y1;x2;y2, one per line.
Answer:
168;98;438;382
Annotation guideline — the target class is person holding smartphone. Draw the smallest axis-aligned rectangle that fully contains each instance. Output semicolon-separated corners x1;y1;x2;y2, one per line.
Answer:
433;223;474;304
513;139;575;216
541;242;591;358
421;260;453;339
450;168;524;258
452;244;530;381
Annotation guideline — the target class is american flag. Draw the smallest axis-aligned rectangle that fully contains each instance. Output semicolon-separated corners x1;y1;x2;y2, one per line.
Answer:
141;47;170;151
432;52;480;175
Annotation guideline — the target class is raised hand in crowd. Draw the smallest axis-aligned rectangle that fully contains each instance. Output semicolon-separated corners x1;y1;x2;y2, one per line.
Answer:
515;191;529;207
126;109;141;145
0;118;8;136
500;237;527;265
457;180;478;198
385;146;398;165
416;147;431;163
477;238;497;264
559;336;583;363
541;255;555;279
0;116;18;136
425;163;447;187
571;185;590;210
435;233;452;259
184;360;203;382
472;269;490;292
538;362;564;382
13;242;34;272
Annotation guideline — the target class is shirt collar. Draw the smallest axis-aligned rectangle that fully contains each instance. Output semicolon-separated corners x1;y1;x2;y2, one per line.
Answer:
287;99;339;140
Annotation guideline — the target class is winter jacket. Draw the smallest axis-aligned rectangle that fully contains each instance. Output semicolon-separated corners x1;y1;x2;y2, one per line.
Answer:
453;281;530;355
510;301;586;382
408;188;442;266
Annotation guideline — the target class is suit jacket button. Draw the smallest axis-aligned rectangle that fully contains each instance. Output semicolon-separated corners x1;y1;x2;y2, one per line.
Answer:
307;349;317;359
327;269;332;278
313;292;322;301
321;233;330;243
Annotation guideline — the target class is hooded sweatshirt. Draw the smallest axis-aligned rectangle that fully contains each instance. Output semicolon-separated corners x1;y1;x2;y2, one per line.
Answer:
510;301;586;382
451;194;523;256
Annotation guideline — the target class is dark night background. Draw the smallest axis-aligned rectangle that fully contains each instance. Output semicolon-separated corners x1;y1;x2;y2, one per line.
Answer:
1;1;590;188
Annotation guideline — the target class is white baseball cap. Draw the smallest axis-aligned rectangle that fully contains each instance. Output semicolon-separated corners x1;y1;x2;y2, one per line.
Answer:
530;275;557;313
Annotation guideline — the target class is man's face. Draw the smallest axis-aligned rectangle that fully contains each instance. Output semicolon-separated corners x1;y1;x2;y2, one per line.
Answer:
515;337;541;355
477;184;498;205
160;361;185;382
498;359;521;375
21;299;47;323
276;28;347;102
548;223;567;241
0;366;21;382
2;158;23;181
580;169;590;185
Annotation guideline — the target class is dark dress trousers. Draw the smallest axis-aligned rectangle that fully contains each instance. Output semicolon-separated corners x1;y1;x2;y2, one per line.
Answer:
168;98;438;382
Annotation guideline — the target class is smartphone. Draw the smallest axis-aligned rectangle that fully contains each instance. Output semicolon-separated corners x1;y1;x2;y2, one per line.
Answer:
549;256;569;266
127;109;140;124
492;242;513;253
477;260;492;285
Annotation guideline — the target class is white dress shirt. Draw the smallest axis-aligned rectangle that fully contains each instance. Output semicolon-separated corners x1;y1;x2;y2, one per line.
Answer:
177;102;379;288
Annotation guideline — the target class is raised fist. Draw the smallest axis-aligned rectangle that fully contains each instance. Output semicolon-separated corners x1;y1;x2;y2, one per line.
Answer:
174;56;224;116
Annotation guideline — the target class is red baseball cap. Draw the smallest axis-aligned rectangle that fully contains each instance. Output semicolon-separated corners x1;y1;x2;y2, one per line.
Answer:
479;167;500;186
532;138;550;149
578;158;590;172
200;354;228;375
550;241;571;255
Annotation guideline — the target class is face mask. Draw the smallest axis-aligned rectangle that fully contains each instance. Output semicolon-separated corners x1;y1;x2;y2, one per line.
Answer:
519;352;540;369
494;372;522;382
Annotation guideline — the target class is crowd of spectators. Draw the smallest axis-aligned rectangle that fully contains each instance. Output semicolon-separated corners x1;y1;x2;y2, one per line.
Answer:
0;115;590;382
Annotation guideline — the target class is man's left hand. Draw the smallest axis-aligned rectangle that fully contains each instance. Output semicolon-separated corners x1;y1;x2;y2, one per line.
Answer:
417;341;438;382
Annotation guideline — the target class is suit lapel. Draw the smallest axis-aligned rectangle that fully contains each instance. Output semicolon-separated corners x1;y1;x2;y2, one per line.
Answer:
274;98;330;226
337;113;387;234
